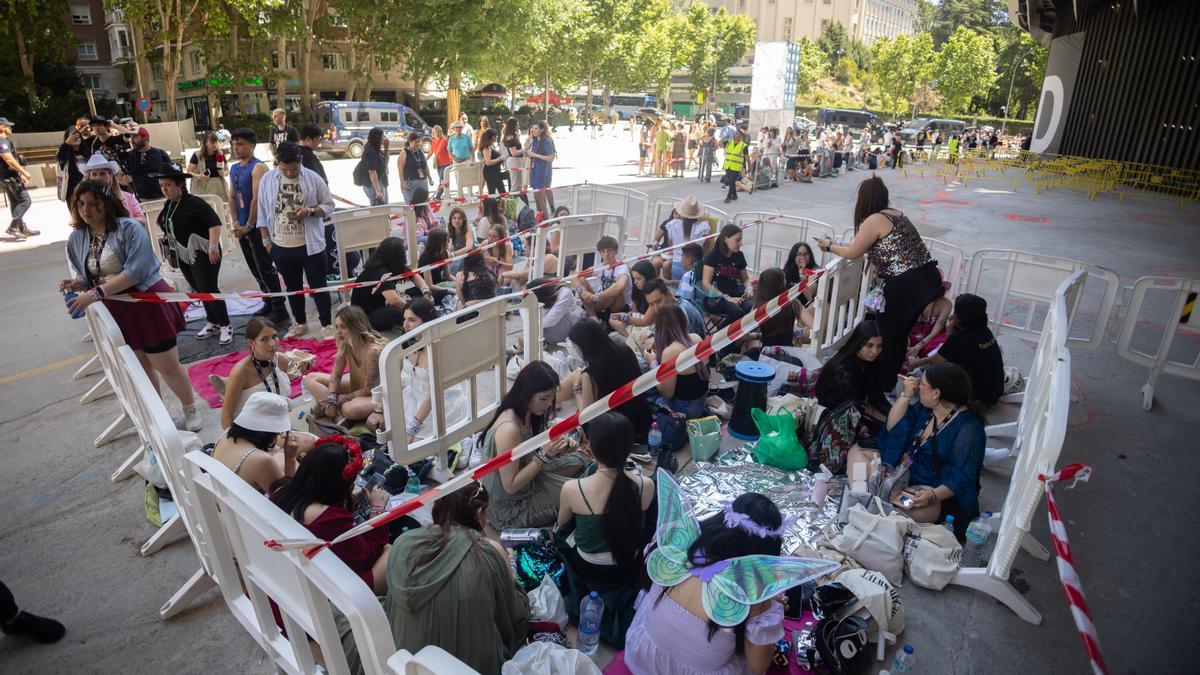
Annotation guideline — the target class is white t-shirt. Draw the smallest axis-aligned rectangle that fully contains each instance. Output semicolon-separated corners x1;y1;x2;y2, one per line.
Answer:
272;175;307;248
664;218;712;263
599;262;633;309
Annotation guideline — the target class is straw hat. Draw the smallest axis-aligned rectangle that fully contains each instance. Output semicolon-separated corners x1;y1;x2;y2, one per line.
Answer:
675;196;703;220
233;392;292;433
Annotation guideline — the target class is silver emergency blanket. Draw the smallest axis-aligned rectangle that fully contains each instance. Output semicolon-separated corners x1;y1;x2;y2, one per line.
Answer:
677;444;845;554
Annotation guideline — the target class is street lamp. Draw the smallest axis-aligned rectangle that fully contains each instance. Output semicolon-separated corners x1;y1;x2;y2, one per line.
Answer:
1002;45;1038;134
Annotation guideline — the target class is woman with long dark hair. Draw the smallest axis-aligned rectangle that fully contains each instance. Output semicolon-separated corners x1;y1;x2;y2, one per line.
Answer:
783;241;819;306
560;318;653;441
501;117;527;195
643;305;709;453
527;121;556;219
397;131;431;204
350;236;438;331
479;361;588;530
339;482;529;674
816;175;941;390
700;224;753;326
456;250;498;307
608;259;660;337
743;268;806;359
810;320;889;474
270;438;390;593
445;206;476;268
408;186;440;245
358;127;389;205
555;412;654;647
878;362;986;539
479;128;506;195
416;228;453;290
626;491;791;673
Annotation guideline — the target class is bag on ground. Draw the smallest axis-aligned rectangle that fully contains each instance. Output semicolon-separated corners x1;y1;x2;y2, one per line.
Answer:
903;522;963;590
827;500;910;586
751;407;808;470
687;416;723;462
527;574;569;628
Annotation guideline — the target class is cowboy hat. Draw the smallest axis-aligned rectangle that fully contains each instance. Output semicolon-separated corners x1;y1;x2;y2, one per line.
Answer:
77;153;121;176
675;195;703;220
148;163;191;180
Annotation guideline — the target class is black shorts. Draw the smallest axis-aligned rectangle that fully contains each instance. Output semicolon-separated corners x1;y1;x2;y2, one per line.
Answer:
143;337;178;354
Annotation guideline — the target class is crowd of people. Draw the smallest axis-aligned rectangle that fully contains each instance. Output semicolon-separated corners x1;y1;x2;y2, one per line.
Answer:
10;102;1021;673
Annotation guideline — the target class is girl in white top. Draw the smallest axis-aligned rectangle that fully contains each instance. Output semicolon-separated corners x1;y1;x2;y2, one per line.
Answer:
217;316;293;429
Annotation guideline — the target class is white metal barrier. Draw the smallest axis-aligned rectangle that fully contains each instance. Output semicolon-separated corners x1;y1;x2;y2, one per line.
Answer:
964;249;1120;351
530;213;627;282
1116;276;1200;410
330;205;417;284
950;291;1071;624
583;184;650;244
183;450;480;674
443;161;483;200
736;212;837;276
82;303;136;451
377;293;543;471
806;255;867;358
924;237;968;292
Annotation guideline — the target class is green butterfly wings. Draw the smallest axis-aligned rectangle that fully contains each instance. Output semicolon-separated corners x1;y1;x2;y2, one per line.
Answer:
646;468;842;627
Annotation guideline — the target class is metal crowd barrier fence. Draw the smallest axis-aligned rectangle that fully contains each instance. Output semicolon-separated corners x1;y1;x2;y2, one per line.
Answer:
1115;276;1200;410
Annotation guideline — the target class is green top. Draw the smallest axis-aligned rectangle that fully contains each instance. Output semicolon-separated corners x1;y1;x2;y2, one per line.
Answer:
338;526;529;675
572;476;644;555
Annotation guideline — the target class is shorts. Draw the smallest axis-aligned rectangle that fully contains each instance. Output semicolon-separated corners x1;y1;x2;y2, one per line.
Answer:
687;140;698;149
639;145;648;158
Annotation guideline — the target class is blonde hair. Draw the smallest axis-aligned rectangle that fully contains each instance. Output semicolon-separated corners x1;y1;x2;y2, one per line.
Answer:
335;305;387;351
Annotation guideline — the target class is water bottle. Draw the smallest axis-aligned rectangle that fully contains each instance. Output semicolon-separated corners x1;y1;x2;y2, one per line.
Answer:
891;644;915;672
647;422;662;453
64;292;85;319
406;471;422;494
961;511;994;567
942;515;955;536
578;591;604;655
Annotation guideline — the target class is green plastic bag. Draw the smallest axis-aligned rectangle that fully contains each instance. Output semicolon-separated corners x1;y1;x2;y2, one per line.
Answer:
751;408;808;470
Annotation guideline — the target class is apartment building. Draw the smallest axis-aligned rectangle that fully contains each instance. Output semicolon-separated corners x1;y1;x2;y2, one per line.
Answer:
66;1;135;109
704;0;918;44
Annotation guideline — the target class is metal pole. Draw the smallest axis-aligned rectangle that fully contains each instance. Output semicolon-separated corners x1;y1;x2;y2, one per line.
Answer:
1002;46;1037;134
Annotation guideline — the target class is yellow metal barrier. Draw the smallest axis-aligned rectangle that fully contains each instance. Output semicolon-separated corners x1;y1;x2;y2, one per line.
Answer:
1116;163;1200;209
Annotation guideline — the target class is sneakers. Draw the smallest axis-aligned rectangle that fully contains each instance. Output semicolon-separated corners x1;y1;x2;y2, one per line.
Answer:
195;322;220;340
219;324;233;345
5;223;25;241
181;404;203;432
321;324;336;340
1;610;66;644
285;323;309;338
983;446;1011;467
16;219;40;236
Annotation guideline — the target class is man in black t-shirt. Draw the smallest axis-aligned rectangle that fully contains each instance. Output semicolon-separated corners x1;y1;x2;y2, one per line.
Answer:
908;293;1005;407
268;108;299;156
298;123;328;183
124;127;171;200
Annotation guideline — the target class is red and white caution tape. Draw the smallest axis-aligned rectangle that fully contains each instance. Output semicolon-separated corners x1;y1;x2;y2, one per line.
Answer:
264;268;823;555
1039;463;1107;675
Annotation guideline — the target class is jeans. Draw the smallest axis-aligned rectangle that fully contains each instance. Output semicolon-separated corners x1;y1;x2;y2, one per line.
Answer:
180;252;229;326
363;184;388;206
698;148;714;182
724;169;740;201
237;227;283;304
269;244;332;326
701;293;751;327
401;179;425;204
3;179;31;221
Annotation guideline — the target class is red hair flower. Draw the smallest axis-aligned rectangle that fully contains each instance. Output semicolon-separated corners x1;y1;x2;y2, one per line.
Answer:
316;434;364;481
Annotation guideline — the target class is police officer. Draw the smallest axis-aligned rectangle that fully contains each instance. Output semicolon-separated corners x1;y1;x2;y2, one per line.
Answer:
0;117;38;240
722;129;747;204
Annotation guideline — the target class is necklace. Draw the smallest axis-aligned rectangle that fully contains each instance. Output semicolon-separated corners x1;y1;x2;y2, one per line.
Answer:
251;356;277;395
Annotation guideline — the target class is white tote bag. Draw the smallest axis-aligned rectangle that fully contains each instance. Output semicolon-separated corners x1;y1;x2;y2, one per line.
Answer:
828;499;911;586
903;522;963;590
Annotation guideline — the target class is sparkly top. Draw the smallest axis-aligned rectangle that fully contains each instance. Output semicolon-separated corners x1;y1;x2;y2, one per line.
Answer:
866;210;932;278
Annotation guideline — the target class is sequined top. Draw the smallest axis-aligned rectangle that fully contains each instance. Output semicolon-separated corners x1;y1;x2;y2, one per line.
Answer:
866;210;932;278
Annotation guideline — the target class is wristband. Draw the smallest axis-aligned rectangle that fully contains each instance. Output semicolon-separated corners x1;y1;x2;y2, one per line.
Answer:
534;450;550;465
406;419;422;436
370;503;385;515
93;286;106;299
209;242;219;250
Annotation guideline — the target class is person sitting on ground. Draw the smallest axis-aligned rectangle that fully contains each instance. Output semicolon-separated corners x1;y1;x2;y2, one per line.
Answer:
674;243;704;300
608;260;660;337
369;298;469;441
783;241;820;307
216;317;292;429
643;305;709;454
813;320;889;431
559;318;653;443
907;293;1004;408
211;392;311;493
445;206;476;272
699;224;753;327
875;363;986;540
350;237;439;332
480;360;589;531
455;250;498;307
302;306;387;423
270;437;390;594
481;222;514;280
642;278;705;342
905;279;954;365
623;491;792;674
556;412;655;648
576;235;632;325
338;482;529;675
743;268;807;360
476;196;508;241
530;277;586;347
407;186;440;246
415;228;455;296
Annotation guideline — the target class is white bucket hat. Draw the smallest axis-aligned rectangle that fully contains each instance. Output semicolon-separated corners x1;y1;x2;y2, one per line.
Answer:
77;153;121;176
233;392;292;433
675;195;703;220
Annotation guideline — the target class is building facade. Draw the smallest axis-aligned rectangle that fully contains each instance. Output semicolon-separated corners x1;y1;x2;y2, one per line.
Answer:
704;0;918;44
66;1;133;109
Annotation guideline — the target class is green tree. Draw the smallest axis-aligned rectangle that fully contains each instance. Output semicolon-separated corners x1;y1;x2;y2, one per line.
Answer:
870;33;934;118
919;0;1008;47
676;3;755;101
794;38;827;96
934;26;998;114
110;0;215;121
990;26;1048;119
0;0;70;110
817;20;849;73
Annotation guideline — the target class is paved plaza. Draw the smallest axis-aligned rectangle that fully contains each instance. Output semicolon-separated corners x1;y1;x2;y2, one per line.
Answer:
1;127;1197;673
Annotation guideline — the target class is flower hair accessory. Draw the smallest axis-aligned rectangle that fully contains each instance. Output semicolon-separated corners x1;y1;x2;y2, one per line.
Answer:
316;434;364;481
722;502;797;539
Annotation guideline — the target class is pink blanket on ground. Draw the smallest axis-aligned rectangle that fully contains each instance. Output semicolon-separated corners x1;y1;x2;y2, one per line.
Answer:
187;338;339;408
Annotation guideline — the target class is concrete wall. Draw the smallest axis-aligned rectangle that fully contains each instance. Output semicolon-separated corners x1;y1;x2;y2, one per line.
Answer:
13;119;197;163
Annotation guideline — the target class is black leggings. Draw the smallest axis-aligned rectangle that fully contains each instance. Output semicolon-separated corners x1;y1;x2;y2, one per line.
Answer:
877;263;941;390
368;305;406;332
180;254;229;326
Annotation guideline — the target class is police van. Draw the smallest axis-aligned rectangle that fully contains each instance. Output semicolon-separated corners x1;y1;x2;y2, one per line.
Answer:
316;101;433;158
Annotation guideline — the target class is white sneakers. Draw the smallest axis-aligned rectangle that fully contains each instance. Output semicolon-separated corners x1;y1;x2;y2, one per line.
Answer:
180;404;203;432
219;325;233;345
198;323;234;345
285;323;309;339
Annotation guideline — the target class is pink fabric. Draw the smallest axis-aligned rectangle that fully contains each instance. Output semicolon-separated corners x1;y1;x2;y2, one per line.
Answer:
602;651;634;675
187;337;339;408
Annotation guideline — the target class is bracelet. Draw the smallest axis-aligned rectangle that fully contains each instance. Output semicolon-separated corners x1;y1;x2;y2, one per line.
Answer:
534;450;550;465
208;242;220;250
93;285;106;299
572;382;583;394
406;419;422;435
370;503;385;514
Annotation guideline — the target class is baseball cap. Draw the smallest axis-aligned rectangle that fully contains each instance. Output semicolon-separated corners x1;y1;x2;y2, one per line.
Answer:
137;127;150;139
0;117;13;127
233;392;292;433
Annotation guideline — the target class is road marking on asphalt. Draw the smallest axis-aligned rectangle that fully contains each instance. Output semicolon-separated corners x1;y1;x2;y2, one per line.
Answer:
0;353;90;385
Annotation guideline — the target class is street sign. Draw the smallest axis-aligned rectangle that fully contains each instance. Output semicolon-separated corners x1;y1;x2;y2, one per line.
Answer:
136;97;153;112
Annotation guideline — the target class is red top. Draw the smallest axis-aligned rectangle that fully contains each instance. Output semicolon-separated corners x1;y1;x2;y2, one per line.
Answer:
431;136;451;167
306;505;390;587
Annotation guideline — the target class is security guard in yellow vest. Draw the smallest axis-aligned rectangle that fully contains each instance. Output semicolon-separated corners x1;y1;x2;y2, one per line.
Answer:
722;130;747;203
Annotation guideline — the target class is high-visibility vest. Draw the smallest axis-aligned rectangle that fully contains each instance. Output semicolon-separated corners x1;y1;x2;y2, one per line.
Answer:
724;140;747;171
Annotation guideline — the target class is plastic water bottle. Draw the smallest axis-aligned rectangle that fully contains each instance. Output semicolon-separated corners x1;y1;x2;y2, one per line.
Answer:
406;471;422;495
64;292;85;319
647;422;662;453
961;511;994;567
891;644;915;672
578;591;604;655
942;515;955;536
